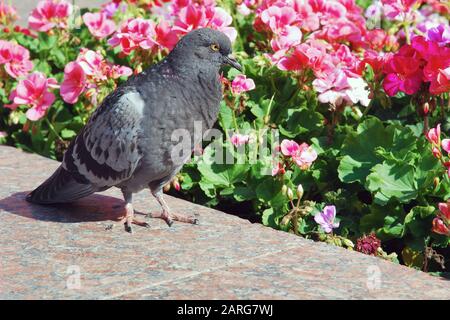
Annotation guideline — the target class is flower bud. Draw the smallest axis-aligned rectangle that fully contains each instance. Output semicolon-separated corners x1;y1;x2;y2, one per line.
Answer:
352;107;363;119
434;177;440;189
296;184;304;200
287;187;294;200
281;185;288;195
423;102;429;115
432;218;450;235
432;146;442;159
342;238;354;248
172;179;181;191
333;238;342;247
163;183;170;192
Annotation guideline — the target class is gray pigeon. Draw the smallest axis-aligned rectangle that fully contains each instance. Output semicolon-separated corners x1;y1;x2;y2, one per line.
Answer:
26;28;242;232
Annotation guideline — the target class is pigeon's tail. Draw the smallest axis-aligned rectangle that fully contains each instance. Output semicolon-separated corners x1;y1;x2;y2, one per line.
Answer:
26;166;95;204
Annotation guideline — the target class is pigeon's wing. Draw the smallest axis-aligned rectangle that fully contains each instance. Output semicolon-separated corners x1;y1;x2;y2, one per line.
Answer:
62;89;144;188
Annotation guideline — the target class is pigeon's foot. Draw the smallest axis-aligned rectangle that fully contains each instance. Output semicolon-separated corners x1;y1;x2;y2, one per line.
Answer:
150;189;198;226
119;203;150;233
147;211;198;227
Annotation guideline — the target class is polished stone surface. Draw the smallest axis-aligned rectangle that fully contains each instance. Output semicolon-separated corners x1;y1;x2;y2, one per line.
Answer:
0;145;449;299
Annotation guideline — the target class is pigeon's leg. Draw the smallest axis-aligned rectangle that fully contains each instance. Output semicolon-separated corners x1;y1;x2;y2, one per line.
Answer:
119;191;149;233
148;189;198;226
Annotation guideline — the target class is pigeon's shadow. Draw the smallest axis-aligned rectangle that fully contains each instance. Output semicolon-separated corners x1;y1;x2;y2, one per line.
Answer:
0;191;135;223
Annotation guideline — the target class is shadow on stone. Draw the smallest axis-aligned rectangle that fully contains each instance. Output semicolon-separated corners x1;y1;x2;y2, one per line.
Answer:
0;191;127;223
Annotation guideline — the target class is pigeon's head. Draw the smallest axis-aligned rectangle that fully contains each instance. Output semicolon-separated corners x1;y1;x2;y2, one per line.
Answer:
169;28;242;72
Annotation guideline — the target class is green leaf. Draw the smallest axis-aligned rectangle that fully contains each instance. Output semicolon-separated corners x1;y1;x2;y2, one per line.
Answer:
374;125;417;162
404;206;435;239
255;177;285;209
60;129;76;139
51;48;67;68
279;108;323;138
338;118;392;184
360;204;406;240
197;143;249;198
262;208;277;228
366;160;418;205
219;102;233;130
38;32;57;51
233;185;256;201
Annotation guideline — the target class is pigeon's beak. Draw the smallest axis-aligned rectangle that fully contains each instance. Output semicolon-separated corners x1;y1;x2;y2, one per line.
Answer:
223;54;242;71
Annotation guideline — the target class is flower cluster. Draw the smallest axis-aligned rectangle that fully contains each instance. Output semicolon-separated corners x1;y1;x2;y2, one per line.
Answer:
173;4;237;42
0;40;33;79
231;74;255;95
432;201;450;236
382;35;450;96
272;139;317;176
253;0;372;109
106;0;237;57
425;124;450;178
61;49;132;105
28;0;73;32
5;72;58;121
230;133;250;147
83;12;116;39
108;18;167;55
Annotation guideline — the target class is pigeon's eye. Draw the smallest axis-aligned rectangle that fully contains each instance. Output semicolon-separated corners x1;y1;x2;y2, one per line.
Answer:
210;43;220;52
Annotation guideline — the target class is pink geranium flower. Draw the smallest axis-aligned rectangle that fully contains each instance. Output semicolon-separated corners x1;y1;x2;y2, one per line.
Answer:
382;46;423;96
108;18;159;55
231;75;255;94
277;41;332;76
438;202;450;221
313;69;350;107
230;133;250;147
280;139;317;169
82;12;115;39
314;205;340;233
425;123;440;146
208;7;237;43
270;25;302;53
173;5;237;43
6;72;58;121
426;24;450;47
0;40;33;79
293;2;319;32
277;45;309;72
155;20;179;51
293;142;318;169
280;139;300;157
441;139;450;154
260;5;297;34
174;4;207;33
28;0;73;32
60;61;86;104
381;0;422;21
61;49;132;104
410;36;450;95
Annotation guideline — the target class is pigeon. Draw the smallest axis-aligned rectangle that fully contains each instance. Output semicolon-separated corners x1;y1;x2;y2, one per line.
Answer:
26;28;242;233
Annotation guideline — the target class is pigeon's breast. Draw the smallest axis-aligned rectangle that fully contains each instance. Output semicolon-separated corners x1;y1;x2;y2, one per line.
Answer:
124;70;222;192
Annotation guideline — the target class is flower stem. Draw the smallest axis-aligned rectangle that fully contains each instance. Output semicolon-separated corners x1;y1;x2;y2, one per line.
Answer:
404;22;411;45
45;118;62;141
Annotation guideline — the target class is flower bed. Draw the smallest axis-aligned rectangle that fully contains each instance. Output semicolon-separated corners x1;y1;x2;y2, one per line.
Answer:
0;0;448;272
